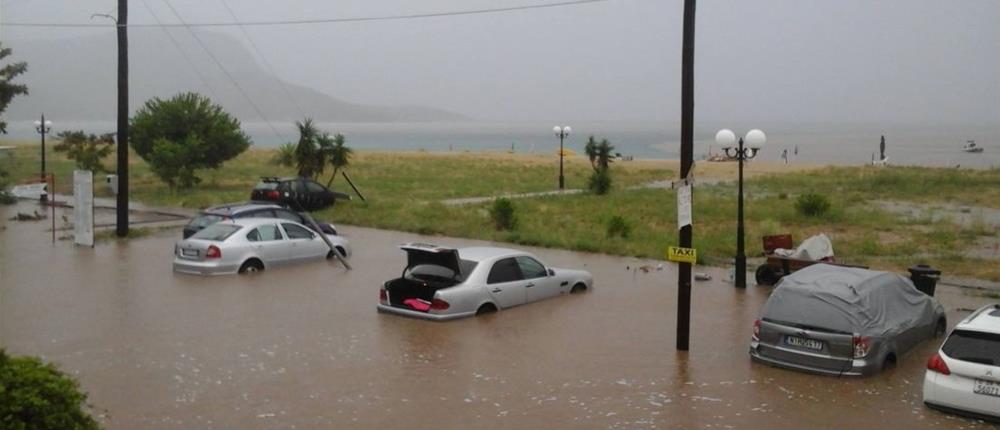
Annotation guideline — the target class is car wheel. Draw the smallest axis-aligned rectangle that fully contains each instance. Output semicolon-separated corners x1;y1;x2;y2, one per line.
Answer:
238;259;264;274
570;283;587;294
934;318;947;337
476;303;498;316
882;354;897;370
326;247;347;260
755;265;781;286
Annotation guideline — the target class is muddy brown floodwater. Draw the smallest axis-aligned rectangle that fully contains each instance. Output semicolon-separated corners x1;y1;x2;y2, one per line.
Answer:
1;200;998;429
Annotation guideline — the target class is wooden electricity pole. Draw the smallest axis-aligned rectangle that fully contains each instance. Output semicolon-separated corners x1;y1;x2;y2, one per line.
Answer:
116;0;129;237
676;0;696;351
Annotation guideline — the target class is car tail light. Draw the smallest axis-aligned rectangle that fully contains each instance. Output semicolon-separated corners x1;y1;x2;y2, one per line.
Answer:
266;190;280;200
853;335;871;358
430;298;450;311
752;319;761;341
206;245;222;259
927;352;951;375
379;288;388;304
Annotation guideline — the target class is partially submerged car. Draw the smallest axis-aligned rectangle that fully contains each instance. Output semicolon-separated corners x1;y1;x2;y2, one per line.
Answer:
923;304;1000;422
749;264;946;376
173;218;351;275
377;243;593;320
182;201;338;239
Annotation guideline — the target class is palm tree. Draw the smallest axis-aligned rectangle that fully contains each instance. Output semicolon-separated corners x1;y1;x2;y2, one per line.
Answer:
595;139;615;171
584;135;599;171
292;118;324;178
322;133;353;187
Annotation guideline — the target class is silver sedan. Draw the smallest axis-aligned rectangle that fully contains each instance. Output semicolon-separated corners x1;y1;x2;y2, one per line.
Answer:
173;218;351;275
377;243;593;320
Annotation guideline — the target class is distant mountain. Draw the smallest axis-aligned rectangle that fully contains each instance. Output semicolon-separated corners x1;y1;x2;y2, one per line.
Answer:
4;31;466;123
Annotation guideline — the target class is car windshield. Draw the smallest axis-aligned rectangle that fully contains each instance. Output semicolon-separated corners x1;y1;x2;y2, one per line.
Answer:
405;259;477;284
942;329;1000;366
189;213;224;229
191;224;241;241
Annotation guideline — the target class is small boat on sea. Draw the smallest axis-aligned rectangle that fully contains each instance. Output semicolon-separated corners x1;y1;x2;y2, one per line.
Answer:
962;140;984;153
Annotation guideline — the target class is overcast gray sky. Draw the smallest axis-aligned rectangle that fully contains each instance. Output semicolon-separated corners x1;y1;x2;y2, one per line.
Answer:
2;0;999;125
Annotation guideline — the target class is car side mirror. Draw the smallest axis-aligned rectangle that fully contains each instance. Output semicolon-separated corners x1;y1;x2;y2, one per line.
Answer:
547;268;555;277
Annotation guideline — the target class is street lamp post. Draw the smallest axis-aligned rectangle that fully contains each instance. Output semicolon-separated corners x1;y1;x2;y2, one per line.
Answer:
553;126;571;189
716;129;766;288
33;114;52;180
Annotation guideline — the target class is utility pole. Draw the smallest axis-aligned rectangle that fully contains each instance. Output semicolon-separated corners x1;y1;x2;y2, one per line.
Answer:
116;0;129;237
676;0;696;351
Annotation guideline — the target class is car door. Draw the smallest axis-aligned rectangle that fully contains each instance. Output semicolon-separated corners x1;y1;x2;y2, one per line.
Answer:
518;256;561;303
280;222;326;262
246;223;288;266
305;180;332;209
486;257;527;308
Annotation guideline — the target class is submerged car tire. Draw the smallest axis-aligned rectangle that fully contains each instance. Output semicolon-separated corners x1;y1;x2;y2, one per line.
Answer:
238;259;264;274
570;283;587;294
934;318;947;337
755;265;781;286
326;247;348;260
476;303;498;316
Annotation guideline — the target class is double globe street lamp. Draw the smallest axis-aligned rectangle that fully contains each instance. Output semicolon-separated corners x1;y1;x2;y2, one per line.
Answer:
553;125;571;190
715;128;766;288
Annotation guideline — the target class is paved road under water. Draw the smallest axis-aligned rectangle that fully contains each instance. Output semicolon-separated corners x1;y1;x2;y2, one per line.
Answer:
1;200;997;429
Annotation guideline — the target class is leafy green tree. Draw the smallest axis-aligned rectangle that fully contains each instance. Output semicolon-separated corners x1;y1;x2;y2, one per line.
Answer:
0;349;101;430
54;131;114;173
321;132;352;187
291;118;325;179
0;42;29;135
130;92;251;188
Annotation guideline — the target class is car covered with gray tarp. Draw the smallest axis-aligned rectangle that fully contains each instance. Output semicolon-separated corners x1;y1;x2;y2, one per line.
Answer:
750;264;946;376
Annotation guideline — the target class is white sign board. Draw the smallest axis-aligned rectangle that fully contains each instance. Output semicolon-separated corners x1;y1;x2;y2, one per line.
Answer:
677;183;692;229
74;170;95;247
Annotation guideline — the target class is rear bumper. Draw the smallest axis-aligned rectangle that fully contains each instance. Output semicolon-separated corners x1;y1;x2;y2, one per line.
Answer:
172;259;239;276
923;372;1000;422
749;342;875;377
376;304;474;321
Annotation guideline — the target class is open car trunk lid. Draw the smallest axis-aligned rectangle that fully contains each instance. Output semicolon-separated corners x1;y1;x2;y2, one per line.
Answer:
399;243;462;276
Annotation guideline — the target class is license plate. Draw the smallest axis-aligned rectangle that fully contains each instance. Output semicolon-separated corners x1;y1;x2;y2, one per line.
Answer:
182;248;199;257
785;335;824;351
974;379;1000;398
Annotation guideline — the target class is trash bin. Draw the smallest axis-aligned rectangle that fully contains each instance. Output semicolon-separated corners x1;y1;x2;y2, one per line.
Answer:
106;174;118;195
908;264;941;296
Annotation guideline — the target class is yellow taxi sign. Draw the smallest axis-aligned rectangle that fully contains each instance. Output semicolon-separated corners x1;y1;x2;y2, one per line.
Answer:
667;246;697;264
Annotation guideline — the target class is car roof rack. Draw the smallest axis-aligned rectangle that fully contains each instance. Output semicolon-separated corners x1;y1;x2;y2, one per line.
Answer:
260;176;280;182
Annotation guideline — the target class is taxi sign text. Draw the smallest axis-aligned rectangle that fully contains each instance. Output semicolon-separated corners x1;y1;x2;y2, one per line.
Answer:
667;246;697;264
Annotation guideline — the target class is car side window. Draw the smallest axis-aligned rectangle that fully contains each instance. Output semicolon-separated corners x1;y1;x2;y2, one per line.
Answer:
305;181;326;193
516;256;547;279
488;258;524;284
291;180;307;193
258;224;283;241
246;229;261;242
282;223;314;240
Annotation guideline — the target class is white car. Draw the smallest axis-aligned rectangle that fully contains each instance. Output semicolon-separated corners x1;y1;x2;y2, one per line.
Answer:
173;218;351;275
923;304;1000;422
377;243;593;320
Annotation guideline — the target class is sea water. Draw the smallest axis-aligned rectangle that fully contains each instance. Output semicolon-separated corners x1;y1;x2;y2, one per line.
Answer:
4;120;999;168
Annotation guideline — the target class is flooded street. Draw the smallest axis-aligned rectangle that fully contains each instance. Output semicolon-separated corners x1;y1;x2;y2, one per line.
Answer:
1;200;997;429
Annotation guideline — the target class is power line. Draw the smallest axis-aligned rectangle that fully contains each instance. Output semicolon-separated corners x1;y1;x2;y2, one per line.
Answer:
1;0;615;28
218;0;306;118
139;0;221;100
157;0;286;141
